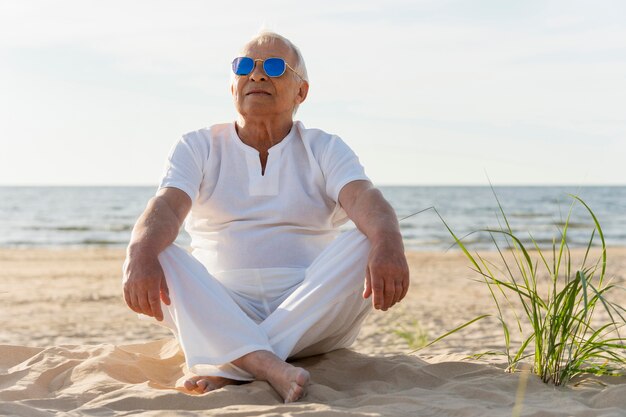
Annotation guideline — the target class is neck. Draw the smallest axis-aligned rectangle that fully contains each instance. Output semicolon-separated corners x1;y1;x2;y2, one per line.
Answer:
235;115;294;152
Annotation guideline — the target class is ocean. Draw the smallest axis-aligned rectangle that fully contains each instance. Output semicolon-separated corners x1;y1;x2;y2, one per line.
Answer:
0;186;624;251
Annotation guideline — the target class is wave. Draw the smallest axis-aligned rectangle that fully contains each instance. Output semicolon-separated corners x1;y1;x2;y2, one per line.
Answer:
1;185;625;250
24;225;133;232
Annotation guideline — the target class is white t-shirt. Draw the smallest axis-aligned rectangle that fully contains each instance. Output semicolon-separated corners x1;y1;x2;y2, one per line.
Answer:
159;120;369;272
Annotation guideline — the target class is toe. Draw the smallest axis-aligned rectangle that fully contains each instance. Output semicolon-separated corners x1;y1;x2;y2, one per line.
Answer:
184;377;198;391
196;379;210;393
284;384;304;403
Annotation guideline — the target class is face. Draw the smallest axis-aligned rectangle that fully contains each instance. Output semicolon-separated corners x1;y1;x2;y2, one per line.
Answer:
231;40;308;119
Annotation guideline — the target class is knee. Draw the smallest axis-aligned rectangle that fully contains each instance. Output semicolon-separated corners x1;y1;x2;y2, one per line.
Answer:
157;243;191;266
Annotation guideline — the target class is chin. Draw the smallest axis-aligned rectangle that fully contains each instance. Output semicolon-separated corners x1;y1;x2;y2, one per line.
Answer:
242;106;276;116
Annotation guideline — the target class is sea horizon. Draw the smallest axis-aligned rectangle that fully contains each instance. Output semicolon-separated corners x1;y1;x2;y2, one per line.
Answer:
1;185;624;250
2;184;626;187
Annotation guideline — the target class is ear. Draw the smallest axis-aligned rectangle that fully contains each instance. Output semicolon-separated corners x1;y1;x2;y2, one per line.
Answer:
295;80;309;105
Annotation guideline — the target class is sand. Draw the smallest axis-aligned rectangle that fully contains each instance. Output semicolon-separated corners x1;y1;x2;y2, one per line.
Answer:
1;247;625;416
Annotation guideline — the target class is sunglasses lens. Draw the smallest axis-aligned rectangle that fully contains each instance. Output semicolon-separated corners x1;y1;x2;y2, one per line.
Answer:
263;58;286;77
232;57;254;75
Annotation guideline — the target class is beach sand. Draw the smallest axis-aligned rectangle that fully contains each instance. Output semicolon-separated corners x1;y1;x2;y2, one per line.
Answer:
1;247;625;416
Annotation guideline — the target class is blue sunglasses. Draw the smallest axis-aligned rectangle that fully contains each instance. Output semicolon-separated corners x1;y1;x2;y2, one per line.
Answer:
231;57;302;79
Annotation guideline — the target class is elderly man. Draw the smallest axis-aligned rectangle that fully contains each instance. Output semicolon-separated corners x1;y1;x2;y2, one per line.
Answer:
123;32;409;403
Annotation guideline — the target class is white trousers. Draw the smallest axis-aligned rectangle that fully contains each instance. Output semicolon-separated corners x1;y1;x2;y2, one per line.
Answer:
153;228;372;381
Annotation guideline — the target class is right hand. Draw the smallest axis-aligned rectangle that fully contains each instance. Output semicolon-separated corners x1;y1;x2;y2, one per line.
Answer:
123;251;171;321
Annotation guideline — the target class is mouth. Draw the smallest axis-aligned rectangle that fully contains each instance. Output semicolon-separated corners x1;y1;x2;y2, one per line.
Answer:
245;90;271;96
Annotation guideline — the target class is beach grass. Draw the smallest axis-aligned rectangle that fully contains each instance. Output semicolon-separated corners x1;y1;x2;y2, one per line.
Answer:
422;192;626;387
394;320;429;349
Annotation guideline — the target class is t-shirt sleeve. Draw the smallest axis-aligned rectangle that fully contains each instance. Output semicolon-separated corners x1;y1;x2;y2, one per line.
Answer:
320;135;370;202
158;132;206;201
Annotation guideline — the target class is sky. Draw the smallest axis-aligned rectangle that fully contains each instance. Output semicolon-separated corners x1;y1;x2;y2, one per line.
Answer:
1;0;625;186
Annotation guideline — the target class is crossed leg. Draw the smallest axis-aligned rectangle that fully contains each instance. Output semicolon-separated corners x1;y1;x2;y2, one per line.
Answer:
157;229;371;402
184;375;236;394
183;351;310;402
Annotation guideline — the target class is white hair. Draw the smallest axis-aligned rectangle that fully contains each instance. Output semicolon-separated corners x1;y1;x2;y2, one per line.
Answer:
231;31;309;115
246;31;309;82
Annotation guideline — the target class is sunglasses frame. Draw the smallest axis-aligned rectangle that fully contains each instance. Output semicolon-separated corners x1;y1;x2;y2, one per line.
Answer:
232;57;303;80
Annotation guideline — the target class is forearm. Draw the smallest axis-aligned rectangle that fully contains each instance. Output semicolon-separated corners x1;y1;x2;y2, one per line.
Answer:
347;186;403;247
340;181;408;310
127;196;184;258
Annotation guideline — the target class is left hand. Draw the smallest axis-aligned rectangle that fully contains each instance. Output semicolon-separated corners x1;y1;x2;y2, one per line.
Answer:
362;235;410;311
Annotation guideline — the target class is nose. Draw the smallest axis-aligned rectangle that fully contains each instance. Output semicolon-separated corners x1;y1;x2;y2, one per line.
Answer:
249;60;267;82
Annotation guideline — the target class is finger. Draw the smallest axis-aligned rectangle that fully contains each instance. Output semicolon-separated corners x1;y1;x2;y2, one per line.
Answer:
122;272;133;305
148;288;164;321
128;288;143;314
137;291;155;318
371;276;385;310
363;269;372;299
123;284;137;313
123;264;142;314
382;277;395;311
394;281;404;304
130;291;147;315
400;276;410;301
160;275;171;305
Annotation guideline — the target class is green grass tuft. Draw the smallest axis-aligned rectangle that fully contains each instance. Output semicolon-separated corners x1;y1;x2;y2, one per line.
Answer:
427;190;626;387
394;320;429;349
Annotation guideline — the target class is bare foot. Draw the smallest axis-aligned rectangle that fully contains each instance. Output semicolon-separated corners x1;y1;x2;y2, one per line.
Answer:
266;362;310;403
183;375;236;394
234;350;310;403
